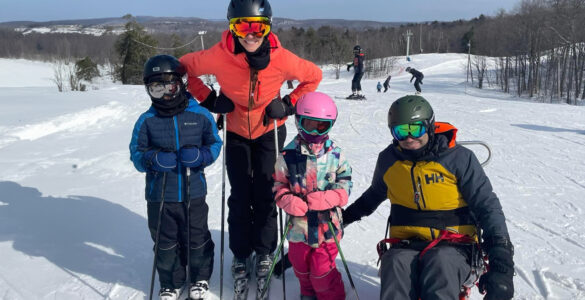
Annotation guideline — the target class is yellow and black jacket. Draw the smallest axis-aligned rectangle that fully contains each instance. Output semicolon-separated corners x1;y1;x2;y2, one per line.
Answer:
344;122;510;242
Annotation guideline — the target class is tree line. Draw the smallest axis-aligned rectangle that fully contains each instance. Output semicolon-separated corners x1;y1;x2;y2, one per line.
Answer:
1;0;583;103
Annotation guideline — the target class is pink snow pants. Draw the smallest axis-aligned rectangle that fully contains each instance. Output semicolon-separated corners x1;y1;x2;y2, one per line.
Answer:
288;241;345;299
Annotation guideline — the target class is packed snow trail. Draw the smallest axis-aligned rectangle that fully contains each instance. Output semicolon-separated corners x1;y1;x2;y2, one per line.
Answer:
0;54;584;299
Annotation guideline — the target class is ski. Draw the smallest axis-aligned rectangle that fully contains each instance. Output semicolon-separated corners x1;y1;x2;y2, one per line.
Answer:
334;96;367;101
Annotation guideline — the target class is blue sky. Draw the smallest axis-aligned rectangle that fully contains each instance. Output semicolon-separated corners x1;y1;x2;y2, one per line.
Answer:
0;0;519;23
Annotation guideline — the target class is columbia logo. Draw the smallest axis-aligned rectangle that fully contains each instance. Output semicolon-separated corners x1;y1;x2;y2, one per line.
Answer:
184;122;198;126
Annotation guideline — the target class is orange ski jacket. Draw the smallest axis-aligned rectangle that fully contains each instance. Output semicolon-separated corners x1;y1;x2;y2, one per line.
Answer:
180;30;322;140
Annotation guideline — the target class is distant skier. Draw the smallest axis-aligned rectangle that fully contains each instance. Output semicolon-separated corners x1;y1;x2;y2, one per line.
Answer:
406;67;424;94
346;45;365;100
383;75;391;92
377;81;382;93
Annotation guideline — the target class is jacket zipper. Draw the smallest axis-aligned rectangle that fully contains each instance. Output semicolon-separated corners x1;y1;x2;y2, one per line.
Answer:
410;162;422;210
417;176;427;208
247;69;259;139
173;115;182;202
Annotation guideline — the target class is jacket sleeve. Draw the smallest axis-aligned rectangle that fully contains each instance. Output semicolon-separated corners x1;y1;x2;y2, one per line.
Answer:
179;50;215;102
129;112;152;172
199;107;223;167
457;148;510;240
273;155;308;216
280;48;322;105
343;150;389;223
273;155;292;201
334;149;352;201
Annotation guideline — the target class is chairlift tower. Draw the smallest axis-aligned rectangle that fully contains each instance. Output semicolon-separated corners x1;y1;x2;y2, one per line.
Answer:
405;29;413;61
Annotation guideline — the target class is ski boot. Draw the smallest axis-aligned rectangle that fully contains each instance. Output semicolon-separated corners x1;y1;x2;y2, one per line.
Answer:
189;280;209;300
232;255;252;300
159;287;181;300
356;94;366;100
346;93;357;100
415;91;422;95
255;254;274;300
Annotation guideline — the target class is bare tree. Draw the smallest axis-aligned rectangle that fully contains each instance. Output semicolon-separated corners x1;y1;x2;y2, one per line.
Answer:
51;61;66;92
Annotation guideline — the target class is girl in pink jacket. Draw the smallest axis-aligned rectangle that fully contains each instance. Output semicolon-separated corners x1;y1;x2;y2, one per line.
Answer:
273;92;352;300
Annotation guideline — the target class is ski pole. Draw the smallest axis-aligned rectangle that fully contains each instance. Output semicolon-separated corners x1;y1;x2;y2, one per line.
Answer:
149;172;168;300
185;167;192;300
273;118;286;299
220;114;227;300
260;218;292;299
328;220;360;300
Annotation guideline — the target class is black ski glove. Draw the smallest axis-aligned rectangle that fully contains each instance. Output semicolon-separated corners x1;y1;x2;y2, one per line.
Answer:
200;90;235;114
479;237;515;300
347;65;351;72
263;95;295;126
341;207;360;228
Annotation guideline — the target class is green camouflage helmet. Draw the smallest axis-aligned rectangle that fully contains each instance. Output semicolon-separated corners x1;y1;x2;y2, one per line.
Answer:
387;95;435;131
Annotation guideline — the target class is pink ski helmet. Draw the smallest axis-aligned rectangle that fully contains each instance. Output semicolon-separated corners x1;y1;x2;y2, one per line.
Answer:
295;92;338;143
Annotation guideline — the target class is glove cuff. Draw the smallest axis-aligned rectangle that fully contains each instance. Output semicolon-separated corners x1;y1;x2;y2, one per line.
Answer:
200;90;217;111
483;236;514;253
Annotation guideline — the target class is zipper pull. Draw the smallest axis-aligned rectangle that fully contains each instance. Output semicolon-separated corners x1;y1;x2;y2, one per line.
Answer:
414;191;420;205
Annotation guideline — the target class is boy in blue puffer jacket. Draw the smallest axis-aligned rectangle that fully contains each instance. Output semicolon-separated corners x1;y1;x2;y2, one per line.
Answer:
129;54;222;300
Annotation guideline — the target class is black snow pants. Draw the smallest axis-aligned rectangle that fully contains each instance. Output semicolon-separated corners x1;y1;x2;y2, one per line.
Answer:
351;72;364;92
226;125;286;259
147;199;214;289
414;77;423;93
379;245;471;300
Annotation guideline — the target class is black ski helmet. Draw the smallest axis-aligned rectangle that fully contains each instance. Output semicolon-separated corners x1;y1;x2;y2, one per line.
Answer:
388;95;435;138
353;45;361;54
227;0;272;20
143;54;185;84
405;67;411;72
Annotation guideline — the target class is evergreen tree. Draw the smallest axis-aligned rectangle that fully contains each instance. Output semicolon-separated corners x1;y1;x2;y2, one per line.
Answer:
75;56;100;82
171;34;190;58
114;15;157;84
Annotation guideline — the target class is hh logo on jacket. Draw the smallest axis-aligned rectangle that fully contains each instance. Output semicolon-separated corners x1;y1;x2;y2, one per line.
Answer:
424;173;445;185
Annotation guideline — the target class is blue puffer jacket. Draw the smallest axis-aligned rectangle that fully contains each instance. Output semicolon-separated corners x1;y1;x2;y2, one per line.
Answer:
129;98;222;202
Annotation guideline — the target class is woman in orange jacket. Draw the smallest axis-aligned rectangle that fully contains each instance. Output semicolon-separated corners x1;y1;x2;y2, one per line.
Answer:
180;0;322;295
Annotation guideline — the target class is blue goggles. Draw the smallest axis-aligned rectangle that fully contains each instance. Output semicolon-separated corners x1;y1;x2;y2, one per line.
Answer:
391;121;427;141
298;116;333;136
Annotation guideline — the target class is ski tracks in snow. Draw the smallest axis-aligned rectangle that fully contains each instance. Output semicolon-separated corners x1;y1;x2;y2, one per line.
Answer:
0;101;129;150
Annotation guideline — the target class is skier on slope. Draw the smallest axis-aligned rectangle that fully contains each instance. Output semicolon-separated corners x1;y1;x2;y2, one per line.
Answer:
342;95;515;300
346;45;366;100
383;75;391;93
406;67;424;94
377;81;382;93
179;0;322;298
273;92;352;300
129;55;222;300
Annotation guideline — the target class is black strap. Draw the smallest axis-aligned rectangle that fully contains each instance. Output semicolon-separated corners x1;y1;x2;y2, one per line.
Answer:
390;204;475;229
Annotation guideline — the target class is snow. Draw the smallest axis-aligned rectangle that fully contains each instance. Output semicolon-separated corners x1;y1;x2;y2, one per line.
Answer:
0;53;584;299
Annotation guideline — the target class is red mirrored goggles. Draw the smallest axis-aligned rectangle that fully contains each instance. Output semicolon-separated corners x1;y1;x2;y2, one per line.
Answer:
229;16;271;39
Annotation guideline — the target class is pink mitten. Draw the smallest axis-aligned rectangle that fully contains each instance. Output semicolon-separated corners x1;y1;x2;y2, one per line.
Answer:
306;189;348;211
277;194;308;216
